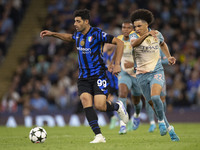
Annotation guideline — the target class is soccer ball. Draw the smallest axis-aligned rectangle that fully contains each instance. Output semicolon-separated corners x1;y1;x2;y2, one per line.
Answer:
29;127;47;143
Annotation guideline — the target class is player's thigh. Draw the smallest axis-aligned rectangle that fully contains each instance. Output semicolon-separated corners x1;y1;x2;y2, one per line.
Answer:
78;79;93;97
118;83;129;97
78;79;94;108
150;71;165;96
131;76;142;97
136;73;151;101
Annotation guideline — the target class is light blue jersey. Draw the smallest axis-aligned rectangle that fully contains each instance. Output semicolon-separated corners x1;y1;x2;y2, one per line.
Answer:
117;32;142;96
130;30;166;101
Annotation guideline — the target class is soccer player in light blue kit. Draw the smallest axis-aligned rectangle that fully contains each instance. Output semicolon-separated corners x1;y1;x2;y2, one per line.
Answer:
106;21;143;133
145;50;168;132
130;9;180;141
103;44;119;128
117;21;143;134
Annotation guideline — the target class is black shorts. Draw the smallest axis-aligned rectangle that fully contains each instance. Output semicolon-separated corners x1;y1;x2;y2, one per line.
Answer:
78;74;110;97
109;87;118;96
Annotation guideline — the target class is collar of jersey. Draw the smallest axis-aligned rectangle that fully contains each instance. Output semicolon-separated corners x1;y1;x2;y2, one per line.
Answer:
80;26;92;37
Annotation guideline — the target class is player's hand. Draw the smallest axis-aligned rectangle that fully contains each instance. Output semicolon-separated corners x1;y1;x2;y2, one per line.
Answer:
168;56;176;65
40;30;53;39
108;64;114;72
124;60;134;69
112;64;121;76
148;30;158;40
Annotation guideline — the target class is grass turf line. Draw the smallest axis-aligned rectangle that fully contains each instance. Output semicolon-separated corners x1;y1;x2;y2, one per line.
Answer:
0;123;200;150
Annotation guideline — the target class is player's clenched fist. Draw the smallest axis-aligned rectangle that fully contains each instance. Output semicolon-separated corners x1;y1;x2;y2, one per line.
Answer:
168;56;176;65
40;30;53;39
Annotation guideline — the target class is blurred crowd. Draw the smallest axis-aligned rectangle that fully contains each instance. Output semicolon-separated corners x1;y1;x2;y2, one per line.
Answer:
1;0;200;115
0;0;30;65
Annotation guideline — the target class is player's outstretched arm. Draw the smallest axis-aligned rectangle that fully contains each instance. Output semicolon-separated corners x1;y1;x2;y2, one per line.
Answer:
160;41;176;65
40;30;73;42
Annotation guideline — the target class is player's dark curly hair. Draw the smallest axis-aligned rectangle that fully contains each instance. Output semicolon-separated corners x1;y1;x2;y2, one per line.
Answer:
130;9;154;25
74;9;90;22
123;20;132;24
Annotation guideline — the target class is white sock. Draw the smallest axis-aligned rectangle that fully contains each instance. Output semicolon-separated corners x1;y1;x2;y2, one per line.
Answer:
96;133;103;137
158;120;165;123
120;120;126;127
150;120;156;125
167;126;173;131
134;113;140;118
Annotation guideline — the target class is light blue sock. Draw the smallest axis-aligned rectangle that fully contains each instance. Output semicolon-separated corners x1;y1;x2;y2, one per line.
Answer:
163;114;170;128
151;95;164;121
163;101;166;113
134;100;142;116
118;97;127;109
145;101;155;122
162;101;169;127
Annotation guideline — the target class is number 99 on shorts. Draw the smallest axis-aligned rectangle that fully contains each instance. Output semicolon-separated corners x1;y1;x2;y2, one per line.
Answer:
97;79;107;88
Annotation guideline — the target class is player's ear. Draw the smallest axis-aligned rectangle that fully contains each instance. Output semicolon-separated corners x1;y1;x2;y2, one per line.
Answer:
145;23;148;28
85;19;89;25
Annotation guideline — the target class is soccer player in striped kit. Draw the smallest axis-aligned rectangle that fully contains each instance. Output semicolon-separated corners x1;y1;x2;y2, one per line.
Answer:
40;9;128;143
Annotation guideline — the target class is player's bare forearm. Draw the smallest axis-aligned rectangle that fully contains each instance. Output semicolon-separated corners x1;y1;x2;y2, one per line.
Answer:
52;32;73;42
110;50;116;65
131;32;149;47
160;42;176;65
131;30;158;47
160;42;171;58
111;37;124;65
40;30;73;42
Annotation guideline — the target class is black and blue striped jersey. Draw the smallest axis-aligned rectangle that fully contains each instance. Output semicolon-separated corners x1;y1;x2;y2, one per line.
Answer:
72;27;114;79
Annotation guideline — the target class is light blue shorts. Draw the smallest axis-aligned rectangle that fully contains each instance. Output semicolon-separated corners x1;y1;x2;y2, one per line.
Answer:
118;70;142;96
136;70;165;101
160;81;166;97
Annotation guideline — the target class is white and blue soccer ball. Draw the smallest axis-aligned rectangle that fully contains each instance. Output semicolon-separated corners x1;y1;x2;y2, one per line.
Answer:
29;127;47;143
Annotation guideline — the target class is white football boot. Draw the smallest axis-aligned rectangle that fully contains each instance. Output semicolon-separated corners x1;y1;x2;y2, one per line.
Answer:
116;101;129;124
90;134;106;143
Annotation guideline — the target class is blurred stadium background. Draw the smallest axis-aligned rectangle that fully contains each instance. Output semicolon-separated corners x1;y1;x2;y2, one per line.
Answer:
0;0;200;127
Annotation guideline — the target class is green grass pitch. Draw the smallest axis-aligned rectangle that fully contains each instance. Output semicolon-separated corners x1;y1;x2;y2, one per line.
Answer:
0;123;200;150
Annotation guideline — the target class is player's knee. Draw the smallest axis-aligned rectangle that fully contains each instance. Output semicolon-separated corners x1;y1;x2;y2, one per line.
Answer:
148;100;154;107
94;103;106;111
80;96;90;108
151;95;160;102
160;96;166;103
132;96;141;104
119;89;128;98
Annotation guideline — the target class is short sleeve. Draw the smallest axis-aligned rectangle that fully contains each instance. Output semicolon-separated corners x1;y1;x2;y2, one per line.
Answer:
72;32;76;40
98;30;114;43
130;33;138;41
157;31;164;44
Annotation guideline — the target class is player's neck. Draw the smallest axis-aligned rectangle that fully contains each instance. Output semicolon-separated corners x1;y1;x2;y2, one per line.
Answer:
140;29;148;36
81;25;91;35
123;36;129;41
